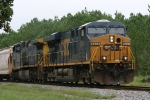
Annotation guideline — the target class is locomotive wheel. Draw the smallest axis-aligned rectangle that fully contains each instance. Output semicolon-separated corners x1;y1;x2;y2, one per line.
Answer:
83;78;88;85
75;82;78;84
89;79;94;85
11;71;16;81
96;82;101;86
117;84;120;86
30;69;37;81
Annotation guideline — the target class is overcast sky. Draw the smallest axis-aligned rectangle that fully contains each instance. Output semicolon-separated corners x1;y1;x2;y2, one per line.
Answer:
6;0;150;32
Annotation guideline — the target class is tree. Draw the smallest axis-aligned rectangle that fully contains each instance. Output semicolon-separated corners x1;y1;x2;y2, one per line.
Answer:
0;0;14;32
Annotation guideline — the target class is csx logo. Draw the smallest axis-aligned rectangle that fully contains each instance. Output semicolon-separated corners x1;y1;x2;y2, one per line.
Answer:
103;44;121;51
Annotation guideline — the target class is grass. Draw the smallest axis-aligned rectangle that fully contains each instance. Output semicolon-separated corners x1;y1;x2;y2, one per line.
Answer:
123;76;150;87
0;83;116;100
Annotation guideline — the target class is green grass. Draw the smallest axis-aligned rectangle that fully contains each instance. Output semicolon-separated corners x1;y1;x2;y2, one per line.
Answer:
0;83;116;100
123;76;150;87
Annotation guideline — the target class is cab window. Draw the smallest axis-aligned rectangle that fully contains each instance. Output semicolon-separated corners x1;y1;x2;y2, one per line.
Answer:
88;27;106;34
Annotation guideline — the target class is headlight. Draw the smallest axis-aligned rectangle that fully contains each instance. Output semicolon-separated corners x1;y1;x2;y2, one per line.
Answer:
110;36;114;42
102;56;106;60
123;56;127;60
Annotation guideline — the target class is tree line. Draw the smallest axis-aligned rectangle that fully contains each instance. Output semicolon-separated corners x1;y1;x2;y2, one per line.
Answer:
0;5;150;76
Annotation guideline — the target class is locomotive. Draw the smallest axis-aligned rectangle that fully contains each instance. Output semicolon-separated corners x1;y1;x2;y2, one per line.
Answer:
0;20;135;85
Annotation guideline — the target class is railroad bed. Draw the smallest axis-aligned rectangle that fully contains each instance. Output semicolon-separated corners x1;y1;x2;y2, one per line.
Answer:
0;82;150;100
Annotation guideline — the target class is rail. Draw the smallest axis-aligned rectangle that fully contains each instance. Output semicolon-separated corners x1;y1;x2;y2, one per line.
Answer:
37;54;44;72
90;46;99;72
129;47;135;70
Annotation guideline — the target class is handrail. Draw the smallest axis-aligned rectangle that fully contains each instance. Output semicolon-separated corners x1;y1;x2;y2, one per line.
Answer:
37;54;44;72
90;47;99;72
129;48;135;70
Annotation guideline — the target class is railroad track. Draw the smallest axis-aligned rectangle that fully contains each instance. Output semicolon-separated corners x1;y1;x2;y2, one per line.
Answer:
0;81;150;92
97;85;150;92
60;83;150;92
118;86;150;92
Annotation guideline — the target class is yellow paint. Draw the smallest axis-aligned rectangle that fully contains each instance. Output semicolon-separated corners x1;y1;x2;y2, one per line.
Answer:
60;38;70;56
45;61;90;67
37;38;50;65
90;34;135;69
38;38;43;43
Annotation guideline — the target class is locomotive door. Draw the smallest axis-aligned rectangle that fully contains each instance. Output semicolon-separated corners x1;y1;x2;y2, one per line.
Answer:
69;29;78;62
61;42;65;64
109;37;121;61
79;28;86;62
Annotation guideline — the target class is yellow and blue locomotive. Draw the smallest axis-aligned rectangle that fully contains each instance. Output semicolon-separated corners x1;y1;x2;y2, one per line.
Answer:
0;20;135;85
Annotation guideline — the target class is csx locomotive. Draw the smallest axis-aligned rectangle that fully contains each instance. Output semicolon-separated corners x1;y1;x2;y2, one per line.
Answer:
0;20;135;85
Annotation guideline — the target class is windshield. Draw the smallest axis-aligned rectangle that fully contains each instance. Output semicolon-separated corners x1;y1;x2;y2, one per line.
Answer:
108;27;125;34
88;27;106;34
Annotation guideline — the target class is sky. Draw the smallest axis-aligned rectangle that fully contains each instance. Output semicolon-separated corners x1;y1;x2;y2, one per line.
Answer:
3;0;150;32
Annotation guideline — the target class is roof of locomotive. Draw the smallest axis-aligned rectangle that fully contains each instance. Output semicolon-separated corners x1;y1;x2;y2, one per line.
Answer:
78;20;126;30
43;31;70;42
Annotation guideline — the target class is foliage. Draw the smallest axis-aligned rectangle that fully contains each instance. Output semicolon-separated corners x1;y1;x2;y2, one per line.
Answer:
0;5;150;76
123;76;150;86
0;0;14;32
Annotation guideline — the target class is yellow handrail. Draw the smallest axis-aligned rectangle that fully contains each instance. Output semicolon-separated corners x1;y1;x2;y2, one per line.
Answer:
90;47;99;72
129;48;135;70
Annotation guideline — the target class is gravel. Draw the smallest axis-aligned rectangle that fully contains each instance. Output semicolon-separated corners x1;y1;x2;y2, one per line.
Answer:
0;82;150;100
